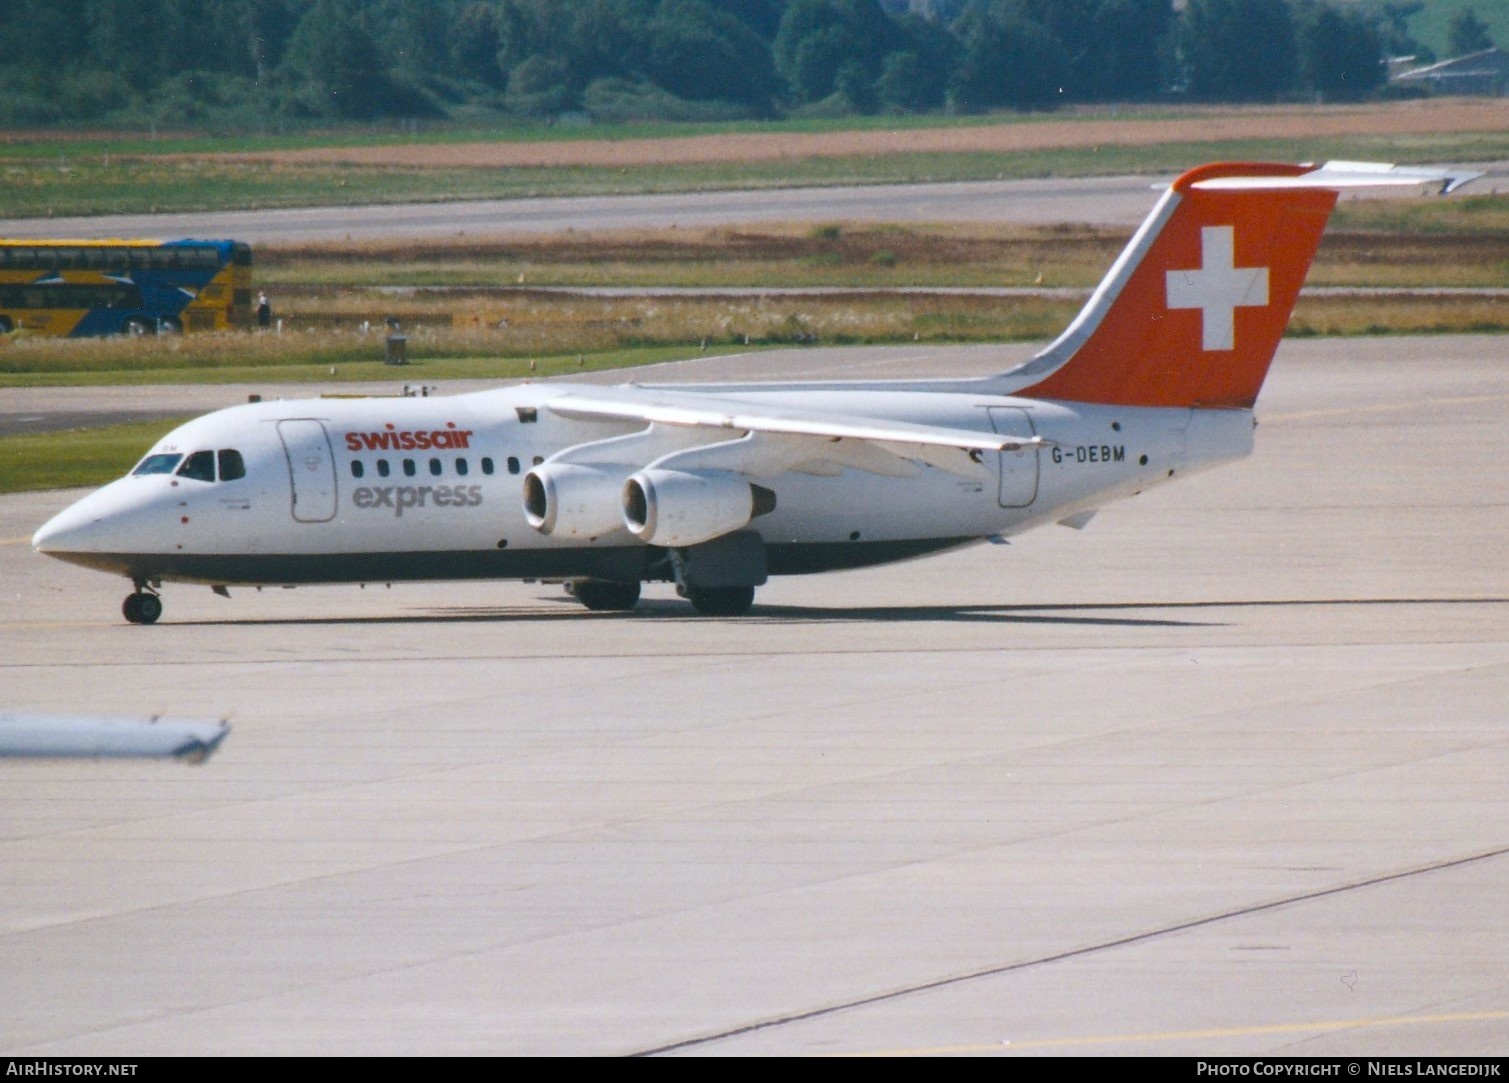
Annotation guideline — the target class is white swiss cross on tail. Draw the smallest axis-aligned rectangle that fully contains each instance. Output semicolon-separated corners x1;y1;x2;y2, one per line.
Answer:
1165;225;1269;352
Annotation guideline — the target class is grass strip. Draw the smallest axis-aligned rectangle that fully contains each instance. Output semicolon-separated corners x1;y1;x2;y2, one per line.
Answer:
0;417;195;494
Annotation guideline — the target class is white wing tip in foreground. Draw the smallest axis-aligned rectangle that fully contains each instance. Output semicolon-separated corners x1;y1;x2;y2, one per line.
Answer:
1189;161;1482;194
0;714;231;763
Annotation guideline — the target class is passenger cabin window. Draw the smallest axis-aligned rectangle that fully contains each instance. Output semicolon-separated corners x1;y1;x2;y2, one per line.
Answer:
132;453;183;476
176;451;216;482
429;457;442;477
377;459;390;477
456;458;469;476
218;449;246;481
505;457;518;475
350;460;365;479
402;458;416;477
482;457;496;475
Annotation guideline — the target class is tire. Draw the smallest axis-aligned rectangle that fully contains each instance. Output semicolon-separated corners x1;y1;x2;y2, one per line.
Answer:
572;579;641;612
122;593;162;624
686;585;755;617
122;316;153;336
158;317;182;334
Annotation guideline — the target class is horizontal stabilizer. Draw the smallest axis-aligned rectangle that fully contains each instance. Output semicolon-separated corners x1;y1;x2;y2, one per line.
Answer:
1190;161;1482;193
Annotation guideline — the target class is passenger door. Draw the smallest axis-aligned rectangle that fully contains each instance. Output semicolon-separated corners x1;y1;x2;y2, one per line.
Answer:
277;419;338;523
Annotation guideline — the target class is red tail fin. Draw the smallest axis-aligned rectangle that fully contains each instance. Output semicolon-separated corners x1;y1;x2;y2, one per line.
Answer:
1019;162;1337;409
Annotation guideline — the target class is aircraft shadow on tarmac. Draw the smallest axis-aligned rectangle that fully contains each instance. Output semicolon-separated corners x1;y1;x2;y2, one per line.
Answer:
164;596;1503;630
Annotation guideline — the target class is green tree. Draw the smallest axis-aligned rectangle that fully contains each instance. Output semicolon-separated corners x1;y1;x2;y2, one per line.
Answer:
773;0;901;108
371;0;454;81
87;0;170;90
452;2;505;87
1180;0;1297;101
282;0;391;117
1447;6;1495;55
876;11;957;111
722;0;788;40
949;0;1067;110
1378;2;1434;64
1295;1;1384;101
644;0;780;111
0;0;93;80
1084;0;1174;99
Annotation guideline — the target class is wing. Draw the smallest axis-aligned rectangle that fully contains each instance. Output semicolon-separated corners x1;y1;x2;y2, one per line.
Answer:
0;714;230;763
543;385;1047;479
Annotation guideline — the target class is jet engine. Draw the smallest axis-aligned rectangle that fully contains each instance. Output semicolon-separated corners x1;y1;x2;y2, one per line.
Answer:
522;463;630;538
621;469;775;548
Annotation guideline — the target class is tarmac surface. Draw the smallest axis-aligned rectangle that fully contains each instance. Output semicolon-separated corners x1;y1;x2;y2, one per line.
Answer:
1;337;1506;1056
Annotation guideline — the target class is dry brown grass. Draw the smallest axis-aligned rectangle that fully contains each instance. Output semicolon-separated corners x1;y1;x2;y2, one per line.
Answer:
262;214;1509;291
217;101;1509;170
265;228;1119;289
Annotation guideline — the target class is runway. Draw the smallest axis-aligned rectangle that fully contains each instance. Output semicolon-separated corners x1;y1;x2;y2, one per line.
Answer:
1;336;1505;1056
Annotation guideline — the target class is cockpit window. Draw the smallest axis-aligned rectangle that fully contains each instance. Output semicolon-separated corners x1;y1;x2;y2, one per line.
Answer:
176;450;216;482
132;453;183;476
218;449;246;481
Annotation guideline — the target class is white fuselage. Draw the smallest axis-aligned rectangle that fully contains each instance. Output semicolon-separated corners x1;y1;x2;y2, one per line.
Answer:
33;380;1254;589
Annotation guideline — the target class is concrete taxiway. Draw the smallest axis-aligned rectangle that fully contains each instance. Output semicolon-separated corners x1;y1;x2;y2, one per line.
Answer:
1;337;1505;1056
3;164;1505;244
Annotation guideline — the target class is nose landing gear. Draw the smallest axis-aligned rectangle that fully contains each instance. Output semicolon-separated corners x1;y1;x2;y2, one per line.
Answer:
122;587;163;625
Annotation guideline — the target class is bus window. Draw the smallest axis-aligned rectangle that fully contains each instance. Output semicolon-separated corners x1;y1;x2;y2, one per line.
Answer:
132;453;183;476
218;449;246;481
176;450;216;482
180;248;219;270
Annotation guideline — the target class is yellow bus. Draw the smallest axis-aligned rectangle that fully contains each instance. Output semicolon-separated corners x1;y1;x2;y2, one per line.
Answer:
0;238;252;336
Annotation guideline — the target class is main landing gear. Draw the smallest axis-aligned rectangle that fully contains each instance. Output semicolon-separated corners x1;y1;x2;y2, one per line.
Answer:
122;585;163;624
568;579;642;612
683;585;756;617
566;579;757;616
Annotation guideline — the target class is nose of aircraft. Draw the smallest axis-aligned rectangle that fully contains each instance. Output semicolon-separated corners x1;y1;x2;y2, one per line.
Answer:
32;481;147;558
32;500;102;553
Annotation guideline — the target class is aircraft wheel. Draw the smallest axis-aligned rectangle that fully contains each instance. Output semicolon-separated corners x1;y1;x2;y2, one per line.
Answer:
0;316;12;334
571;579;641;612
122;316;153;337
686;585;755;617
158;317;182;334
122;592;162;624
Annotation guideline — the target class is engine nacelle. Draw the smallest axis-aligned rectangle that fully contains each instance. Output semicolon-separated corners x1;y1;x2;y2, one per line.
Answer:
522;463;629;538
621;469;773;548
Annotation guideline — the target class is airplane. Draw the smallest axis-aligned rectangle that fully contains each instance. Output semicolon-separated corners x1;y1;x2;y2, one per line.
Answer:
31;160;1477;623
0;713;229;762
